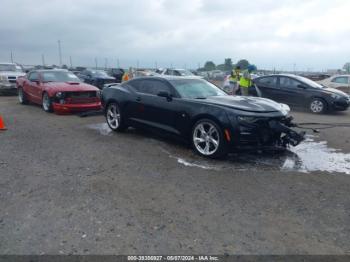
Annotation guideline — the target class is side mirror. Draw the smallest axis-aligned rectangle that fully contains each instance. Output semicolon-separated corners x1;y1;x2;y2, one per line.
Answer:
157;91;172;101
297;84;307;89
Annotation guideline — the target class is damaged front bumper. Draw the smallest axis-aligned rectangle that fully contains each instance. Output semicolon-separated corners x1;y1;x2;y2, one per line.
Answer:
236;116;305;150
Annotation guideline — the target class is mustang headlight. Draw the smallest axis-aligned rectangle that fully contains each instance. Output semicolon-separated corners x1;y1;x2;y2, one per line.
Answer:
55;92;64;98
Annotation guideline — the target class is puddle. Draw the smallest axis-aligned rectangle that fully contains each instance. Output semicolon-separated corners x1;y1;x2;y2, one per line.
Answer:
164;136;350;175
87;123;350;175
87;123;113;136
287;138;350;174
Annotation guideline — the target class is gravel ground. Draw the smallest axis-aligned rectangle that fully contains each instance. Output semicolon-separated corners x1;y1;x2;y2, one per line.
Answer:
0;96;350;255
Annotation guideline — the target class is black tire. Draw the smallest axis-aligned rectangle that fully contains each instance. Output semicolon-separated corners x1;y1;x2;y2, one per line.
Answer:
191;118;228;158
42;92;53;112
18;87;28;104
309;98;327;114
105;102;127;132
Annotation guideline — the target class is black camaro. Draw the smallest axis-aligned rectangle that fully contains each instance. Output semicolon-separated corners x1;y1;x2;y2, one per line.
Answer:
254;74;350;113
102;76;304;158
78;69;116;89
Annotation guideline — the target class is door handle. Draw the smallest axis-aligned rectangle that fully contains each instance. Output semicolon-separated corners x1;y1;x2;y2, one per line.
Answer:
136;97;141;102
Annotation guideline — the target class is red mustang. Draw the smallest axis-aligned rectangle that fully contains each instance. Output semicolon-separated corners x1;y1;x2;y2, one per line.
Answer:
16;69;102;114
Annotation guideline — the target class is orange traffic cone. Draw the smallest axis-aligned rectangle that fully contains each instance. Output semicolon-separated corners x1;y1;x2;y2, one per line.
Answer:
0;115;7;130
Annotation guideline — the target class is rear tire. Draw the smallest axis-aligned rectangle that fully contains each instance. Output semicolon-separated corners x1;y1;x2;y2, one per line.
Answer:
105;102;127;132
18;87;28;104
42;92;53;112
191;119;228;158
310;98;327;114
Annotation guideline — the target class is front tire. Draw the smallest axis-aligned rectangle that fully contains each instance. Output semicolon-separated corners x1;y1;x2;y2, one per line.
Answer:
18;87;28;104
105;102;127;132
42;92;53;112
191;119;228;158
310;98;327;114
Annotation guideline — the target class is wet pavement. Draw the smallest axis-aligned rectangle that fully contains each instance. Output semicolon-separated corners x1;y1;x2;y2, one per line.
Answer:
1;96;350;254
87;123;350;175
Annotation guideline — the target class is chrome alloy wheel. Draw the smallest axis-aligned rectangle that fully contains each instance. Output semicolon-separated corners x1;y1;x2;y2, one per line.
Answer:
193;122;220;156
18;88;24;103
107;103;121;130
310;100;324;113
42;93;51;111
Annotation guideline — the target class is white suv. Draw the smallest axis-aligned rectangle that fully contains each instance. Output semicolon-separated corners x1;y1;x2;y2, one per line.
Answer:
0;62;26;94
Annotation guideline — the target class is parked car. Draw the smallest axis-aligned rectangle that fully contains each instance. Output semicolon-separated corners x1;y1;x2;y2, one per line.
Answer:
318;75;350;94
78;69;115;89
158;68;198;77
253;74;350;114
0;62;26;94
107;68;125;83
101;76;304;158
16;69;101;114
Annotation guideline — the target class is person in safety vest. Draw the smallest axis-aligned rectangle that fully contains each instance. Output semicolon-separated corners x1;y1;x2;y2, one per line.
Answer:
229;65;241;95
239;64;256;96
122;67;134;82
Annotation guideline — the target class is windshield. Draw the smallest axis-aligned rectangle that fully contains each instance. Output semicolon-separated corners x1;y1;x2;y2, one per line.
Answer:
176;70;194;76
42;71;81;82
92;70;109;77
294;75;324;88
170;79;227;99
0;64;16;71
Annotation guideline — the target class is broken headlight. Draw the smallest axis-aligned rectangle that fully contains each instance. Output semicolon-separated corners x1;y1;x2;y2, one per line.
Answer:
55;92;65;99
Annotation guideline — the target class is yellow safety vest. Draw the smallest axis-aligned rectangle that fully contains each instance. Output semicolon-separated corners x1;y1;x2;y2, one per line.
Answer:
239;71;251;88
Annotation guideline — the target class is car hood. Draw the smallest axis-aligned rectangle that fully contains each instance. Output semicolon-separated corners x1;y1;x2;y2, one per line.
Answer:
322;87;348;97
45;82;99;92
202;96;288;113
0;71;26;77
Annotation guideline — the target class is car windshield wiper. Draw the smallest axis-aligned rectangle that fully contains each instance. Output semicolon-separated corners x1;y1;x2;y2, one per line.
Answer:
194;96;207;99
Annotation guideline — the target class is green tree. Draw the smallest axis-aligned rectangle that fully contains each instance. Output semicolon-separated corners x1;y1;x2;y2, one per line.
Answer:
343;62;350;73
216;64;225;71
236;59;250;70
204;61;216;71
224;58;233;71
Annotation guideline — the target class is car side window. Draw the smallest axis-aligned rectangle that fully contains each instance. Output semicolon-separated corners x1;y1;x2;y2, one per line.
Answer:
28;72;39;82
331;77;348;84
279;77;300;89
256;77;277;88
139;80;171;96
127;79;143;91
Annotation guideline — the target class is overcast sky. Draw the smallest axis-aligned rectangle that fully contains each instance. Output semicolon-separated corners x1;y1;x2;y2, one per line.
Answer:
0;0;349;71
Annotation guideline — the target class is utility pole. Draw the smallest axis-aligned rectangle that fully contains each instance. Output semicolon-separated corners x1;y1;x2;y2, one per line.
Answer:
57;40;62;67
117;58;120;68
41;54;46;66
95;58;98;69
69;56;73;68
105;58;108;69
136;60;139;69
10;51;14;63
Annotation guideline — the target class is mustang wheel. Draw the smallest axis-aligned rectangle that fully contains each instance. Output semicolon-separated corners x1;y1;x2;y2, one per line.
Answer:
42;92;53;112
18;88;28;104
192;119;228;158
310;98;326;114
106;102;127;132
